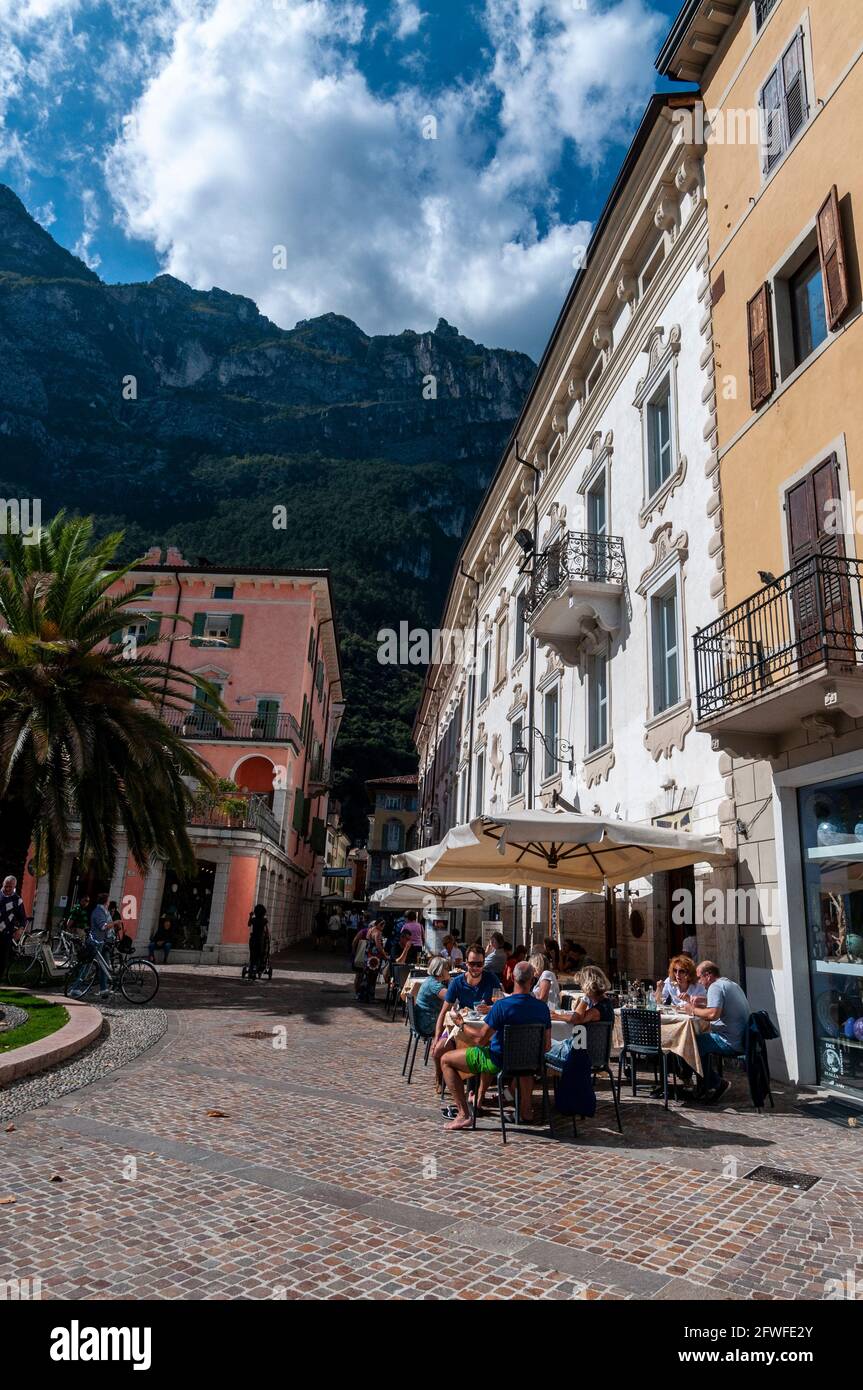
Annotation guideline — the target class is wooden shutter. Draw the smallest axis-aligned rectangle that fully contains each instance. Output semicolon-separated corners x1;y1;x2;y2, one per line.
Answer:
190;612;206;647
109;628;123;644
760;66;784;175
782;31;808;144
146;616;161;642
816;186;850;331
227;614;244;648
747;284;775;410
291;788;305;833
787;458;852;669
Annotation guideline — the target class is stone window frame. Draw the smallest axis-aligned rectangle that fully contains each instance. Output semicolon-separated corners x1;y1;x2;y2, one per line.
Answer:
633;325;687;529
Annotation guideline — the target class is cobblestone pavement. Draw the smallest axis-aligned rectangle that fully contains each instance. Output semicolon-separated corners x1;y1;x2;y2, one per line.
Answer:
1;951;861;1301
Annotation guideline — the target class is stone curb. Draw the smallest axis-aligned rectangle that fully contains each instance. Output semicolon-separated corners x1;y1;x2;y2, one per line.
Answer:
0;992;103;1083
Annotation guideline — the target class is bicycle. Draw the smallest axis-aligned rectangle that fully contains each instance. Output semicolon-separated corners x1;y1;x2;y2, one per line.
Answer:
6;918;48;987
64;941;159;1005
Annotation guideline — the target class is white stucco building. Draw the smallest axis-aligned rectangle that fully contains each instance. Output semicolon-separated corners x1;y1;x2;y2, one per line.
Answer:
415;94;752;1011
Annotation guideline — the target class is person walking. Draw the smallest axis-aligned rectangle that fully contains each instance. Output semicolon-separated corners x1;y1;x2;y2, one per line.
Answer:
0;875;26;983
69;891;114;999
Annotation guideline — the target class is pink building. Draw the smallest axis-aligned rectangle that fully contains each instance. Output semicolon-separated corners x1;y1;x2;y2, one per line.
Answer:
28;549;344;963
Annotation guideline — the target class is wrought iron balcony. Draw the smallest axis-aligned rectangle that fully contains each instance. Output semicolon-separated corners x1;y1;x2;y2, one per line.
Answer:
165;709;302;746
694;555;863;756
526;530;626;664
189;792;282;844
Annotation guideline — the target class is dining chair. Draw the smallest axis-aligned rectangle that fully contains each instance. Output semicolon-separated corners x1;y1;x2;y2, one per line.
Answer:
402;995;434;1083
471;1024;552;1144
387;963;411;1019
618;1008;675;1109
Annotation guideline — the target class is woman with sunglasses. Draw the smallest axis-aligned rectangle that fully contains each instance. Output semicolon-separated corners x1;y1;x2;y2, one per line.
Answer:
654;954;706;1008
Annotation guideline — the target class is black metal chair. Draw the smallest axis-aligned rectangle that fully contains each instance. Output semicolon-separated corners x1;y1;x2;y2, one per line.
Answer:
618;1008;674;1109
386;963;411;1018
402;994;434;1083
713;1013;776;1112
471;1024;552;1144
544;1021;623;1138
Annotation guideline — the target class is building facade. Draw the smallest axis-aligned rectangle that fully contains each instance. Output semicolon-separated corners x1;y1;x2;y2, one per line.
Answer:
415;94;740;995
660;0;863;1096
29;550;344;963
365;774;419;897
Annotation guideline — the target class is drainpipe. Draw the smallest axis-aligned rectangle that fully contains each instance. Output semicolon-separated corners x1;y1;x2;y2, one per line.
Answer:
516;441;541;947
158;568;184;716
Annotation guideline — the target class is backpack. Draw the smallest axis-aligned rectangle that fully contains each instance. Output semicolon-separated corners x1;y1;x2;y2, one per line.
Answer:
551;1039;597;1117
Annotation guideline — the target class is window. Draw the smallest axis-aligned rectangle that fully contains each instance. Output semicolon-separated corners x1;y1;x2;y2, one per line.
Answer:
588;652;608;753
760;30;809;177
652;587;680;714
543;687;559;780
212;584;234;600
514;591;527;659
586;475;608;582
479;639;490;703
585;356;602;397
638;240;665;298
191;612;243;648
474;751;485;816
308;628;316;664
755;0;778;33
790;250;828;367
383;819;404;853
647;380;673;496
384;794;402;810
255;698;279;738
495;613;508;686
459;771;469;823
510;716;524;798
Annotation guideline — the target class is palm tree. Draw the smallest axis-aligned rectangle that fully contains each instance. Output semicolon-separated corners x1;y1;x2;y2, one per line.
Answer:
0;515;222;896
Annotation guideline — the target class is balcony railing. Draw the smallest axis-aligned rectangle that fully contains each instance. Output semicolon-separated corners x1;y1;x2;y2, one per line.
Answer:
527;531;626;617
694;555;863;722
189;792;282;844
166;710;302;744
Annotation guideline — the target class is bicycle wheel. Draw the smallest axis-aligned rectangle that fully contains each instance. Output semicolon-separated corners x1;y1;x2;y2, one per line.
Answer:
65;961;96;998
120;959;159;1004
7;950;44;988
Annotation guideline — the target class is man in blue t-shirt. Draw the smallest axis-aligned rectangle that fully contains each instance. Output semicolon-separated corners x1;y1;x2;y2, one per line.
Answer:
441;960;551;1130
681;960;751;1104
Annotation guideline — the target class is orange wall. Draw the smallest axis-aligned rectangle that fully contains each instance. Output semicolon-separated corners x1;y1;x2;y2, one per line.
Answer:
704;0;863;603
223;856;260;945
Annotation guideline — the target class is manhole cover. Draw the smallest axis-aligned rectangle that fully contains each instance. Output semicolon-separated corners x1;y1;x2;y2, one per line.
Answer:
743;1165;820;1191
234;1029;279;1040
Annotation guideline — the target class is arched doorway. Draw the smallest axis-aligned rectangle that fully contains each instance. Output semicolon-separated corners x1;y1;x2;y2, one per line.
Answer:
234;755;276;809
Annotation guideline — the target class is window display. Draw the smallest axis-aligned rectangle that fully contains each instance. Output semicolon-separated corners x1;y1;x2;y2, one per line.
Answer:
799;776;863;1093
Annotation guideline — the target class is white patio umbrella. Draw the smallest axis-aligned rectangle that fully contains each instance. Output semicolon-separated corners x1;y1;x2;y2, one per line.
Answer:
421;810;730;891
370;876;511;912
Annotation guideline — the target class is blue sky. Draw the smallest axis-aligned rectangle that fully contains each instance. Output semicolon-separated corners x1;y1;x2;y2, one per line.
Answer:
0;0;685;357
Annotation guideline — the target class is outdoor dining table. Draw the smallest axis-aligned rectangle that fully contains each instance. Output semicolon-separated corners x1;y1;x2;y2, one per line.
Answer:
612;1007;708;1075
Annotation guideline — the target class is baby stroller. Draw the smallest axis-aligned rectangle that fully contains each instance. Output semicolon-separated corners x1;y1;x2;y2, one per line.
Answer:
242;905;273;981
357;946;382;1003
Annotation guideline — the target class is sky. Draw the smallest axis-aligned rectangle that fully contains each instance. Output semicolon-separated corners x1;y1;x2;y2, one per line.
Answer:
0;0;686;358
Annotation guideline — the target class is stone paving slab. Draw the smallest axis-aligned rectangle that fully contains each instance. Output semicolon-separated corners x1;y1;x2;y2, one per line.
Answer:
1;953;861;1300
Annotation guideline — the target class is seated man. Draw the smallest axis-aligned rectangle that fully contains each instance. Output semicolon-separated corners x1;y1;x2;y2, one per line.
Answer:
484;931;508;980
434;946;495;1039
680;959;751;1104
440;961;551;1131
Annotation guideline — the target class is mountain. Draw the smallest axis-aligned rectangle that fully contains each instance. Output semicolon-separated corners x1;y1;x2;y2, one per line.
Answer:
0;183;536;836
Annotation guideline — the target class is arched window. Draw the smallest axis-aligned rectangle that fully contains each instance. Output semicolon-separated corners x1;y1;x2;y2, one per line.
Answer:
383;819;405;853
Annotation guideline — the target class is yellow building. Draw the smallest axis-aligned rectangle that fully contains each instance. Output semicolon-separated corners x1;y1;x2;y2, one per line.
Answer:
365;775;419;897
660;0;863;1095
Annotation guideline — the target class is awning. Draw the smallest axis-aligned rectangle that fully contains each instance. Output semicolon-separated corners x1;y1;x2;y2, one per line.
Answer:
421;810;730;891
370;876;511;911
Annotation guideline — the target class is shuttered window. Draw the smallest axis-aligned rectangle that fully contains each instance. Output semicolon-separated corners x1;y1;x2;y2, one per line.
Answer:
747;283;775;410
759;30;809;176
816;185;850;331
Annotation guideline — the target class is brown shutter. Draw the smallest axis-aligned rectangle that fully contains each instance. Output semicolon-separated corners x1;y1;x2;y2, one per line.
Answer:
816;185;850;331
747;283;775;410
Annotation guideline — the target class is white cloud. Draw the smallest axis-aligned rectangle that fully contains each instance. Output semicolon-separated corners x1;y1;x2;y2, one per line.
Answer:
391;0;425;41
101;0;663;356
73;185;101;267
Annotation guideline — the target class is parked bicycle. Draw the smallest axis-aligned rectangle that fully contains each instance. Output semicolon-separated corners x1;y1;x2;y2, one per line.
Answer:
64;941;159;1005
7;918;83;986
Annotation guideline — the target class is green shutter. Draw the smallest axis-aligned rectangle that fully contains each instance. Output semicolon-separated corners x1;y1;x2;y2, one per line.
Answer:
301;795;311;836
146;616;161;642
190;612;206;647
292;788;305;833
228;614;244;648
310;817;326;855
109;629;123;645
